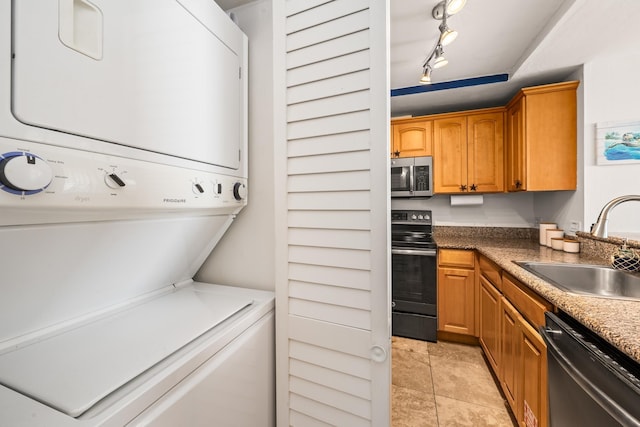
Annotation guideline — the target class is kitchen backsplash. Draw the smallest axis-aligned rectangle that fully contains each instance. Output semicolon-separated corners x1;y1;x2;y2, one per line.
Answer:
434;226;536;240
434;227;640;266
576;231;640;261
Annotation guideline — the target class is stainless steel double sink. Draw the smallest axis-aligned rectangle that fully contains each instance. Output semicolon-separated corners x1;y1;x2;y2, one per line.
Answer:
515;261;640;301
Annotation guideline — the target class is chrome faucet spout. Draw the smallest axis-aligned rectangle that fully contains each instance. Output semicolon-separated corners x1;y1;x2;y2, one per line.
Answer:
590;195;640;238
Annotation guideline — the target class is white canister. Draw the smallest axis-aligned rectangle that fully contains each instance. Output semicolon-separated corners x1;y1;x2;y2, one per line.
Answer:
563;239;580;253
539;222;557;246
550;237;564;250
546;229;564;247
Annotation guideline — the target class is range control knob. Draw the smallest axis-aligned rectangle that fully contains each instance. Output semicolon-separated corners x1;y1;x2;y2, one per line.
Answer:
0;152;53;194
233;182;247;201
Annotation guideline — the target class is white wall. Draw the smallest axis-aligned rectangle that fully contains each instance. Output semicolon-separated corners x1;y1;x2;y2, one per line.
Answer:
582;51;640;237
391;192;535;227
533;68;584;234
196;0;275;291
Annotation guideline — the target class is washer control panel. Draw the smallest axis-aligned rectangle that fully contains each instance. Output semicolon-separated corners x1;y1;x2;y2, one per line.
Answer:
0;137;247;213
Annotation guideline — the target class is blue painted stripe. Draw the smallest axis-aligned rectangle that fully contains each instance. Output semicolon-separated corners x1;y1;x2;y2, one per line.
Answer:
391;74;509;97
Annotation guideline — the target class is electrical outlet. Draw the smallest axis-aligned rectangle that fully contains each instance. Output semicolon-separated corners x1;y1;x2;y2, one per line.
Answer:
569;221;581;233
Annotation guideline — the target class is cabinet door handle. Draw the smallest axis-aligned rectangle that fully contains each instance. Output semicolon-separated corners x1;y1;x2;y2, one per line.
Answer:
460;184;467;191
470;184;477;191
393;151;400;158
515;180;522;189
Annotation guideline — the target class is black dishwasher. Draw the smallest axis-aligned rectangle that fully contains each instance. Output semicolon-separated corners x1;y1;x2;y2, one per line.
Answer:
541;312;640;427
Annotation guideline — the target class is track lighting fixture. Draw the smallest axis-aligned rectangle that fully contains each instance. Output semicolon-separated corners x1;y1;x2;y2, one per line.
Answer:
418;0;466;84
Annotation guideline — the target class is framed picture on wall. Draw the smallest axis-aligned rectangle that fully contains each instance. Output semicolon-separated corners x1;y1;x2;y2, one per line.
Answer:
596;120;640;165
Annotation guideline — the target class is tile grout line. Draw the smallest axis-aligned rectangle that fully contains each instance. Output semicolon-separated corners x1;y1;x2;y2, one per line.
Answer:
427;345;441;427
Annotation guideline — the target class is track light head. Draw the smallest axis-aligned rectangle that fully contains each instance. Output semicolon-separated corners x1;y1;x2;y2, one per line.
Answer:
432;45;448;69
419;66;432;85
432;0;467;19
439;24;458;46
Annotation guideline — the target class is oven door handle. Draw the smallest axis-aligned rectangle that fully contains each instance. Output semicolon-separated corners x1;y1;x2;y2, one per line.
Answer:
391;248;437;257
541;326;640;427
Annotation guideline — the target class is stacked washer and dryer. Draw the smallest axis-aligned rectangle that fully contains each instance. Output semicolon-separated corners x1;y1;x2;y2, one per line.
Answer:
0;1;274;426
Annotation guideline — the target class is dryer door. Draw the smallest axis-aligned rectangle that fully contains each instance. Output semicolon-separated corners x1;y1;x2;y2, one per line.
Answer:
11;0;246;170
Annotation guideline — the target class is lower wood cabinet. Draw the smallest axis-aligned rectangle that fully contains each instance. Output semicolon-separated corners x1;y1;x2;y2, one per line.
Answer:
520;318;548;427
500;297;520;419
479;275;501;375
499;296;548;427
477;256;550;427
437;249;476;336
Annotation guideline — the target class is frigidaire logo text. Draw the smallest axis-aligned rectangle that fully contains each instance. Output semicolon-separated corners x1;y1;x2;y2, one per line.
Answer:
163;198;187;203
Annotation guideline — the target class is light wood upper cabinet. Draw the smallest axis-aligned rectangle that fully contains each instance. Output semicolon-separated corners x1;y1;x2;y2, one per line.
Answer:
506;81;579;191
437;249;476;336
390;120;433;158
467;112;504;193
390;80;578;193
433;109;504;194
434;116;468;193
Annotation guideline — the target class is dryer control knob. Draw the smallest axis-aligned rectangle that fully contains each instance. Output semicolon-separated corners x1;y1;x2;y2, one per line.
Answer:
0;153;53;192
105;173;126;189
233;182;247;201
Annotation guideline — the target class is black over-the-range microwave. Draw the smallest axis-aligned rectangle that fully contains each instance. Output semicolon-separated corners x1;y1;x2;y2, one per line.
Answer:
390;156;433;198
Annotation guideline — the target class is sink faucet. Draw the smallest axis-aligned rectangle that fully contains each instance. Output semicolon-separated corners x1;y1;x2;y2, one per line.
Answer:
590;195;640;238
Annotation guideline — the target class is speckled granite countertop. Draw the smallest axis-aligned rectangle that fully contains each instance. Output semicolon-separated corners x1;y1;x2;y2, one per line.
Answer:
435;234;640;364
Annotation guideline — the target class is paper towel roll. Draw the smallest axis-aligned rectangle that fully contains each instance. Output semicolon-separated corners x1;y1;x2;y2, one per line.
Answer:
450;195;484;206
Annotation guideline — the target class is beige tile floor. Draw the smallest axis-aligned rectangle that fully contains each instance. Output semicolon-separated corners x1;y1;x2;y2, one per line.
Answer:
392;336;517;427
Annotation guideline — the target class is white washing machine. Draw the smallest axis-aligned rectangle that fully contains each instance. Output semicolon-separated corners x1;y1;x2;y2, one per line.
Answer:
0;1;274;425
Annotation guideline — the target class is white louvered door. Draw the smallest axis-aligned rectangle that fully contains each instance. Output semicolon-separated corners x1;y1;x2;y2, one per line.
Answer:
274;1;390;425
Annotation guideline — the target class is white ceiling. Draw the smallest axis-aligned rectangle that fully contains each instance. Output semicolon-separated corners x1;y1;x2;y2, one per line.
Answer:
391;0;640;117
217;0;640;117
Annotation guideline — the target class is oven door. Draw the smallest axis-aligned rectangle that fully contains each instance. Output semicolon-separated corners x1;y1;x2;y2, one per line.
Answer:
391;248;437;316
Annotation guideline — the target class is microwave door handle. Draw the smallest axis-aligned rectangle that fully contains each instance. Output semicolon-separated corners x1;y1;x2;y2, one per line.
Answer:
409;166;414;193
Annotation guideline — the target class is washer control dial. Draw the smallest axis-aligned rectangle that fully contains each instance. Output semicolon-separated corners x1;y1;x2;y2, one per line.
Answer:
0;152;53;193
233;182;247;201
